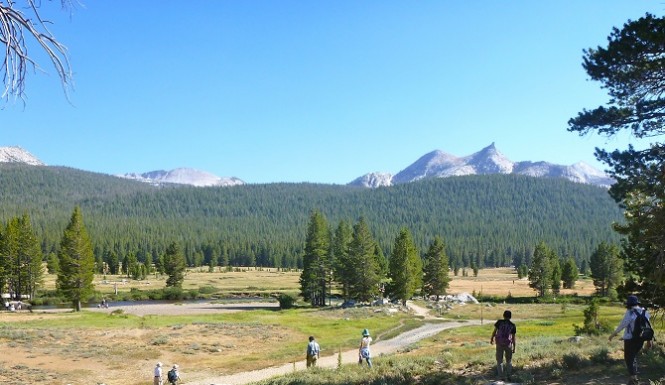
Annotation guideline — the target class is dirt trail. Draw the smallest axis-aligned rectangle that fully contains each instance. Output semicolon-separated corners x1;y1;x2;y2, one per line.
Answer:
183;316;481;385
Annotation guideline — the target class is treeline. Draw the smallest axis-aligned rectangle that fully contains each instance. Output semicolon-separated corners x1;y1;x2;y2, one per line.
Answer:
0;164;623;271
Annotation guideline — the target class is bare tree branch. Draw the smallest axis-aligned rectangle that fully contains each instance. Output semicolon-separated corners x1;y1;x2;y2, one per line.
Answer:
0;0;73;104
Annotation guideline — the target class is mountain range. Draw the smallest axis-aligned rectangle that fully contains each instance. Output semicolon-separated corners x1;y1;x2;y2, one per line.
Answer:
0;144;613;188
349;143;614;188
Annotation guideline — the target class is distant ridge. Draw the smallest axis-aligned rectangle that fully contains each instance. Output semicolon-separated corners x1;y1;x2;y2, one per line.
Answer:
0;146;45;166
349;143;614;188
118;168;244;187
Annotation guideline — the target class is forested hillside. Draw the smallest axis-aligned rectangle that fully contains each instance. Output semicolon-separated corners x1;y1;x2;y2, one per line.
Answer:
0;164;623;269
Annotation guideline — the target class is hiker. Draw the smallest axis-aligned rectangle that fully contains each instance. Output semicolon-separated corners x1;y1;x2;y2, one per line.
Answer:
167;364;180;385
153;362;163;385
306;336;321;368
609;295;653;385
490;310;516;381
358;328;373;368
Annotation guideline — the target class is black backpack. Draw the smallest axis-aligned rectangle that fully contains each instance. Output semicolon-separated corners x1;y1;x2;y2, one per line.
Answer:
632;309;654;342
167;369;177;383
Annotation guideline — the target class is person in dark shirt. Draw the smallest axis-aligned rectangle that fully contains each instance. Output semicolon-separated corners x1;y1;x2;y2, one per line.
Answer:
490;310;517;381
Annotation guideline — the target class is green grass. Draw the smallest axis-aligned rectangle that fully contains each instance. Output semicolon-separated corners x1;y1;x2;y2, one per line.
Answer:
254;302;665;385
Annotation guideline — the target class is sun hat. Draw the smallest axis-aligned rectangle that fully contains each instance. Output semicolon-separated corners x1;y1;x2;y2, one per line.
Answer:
626;295;640;307
362;328;370;336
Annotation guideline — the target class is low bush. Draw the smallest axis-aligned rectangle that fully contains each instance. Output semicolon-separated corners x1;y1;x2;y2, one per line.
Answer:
278;293;296;309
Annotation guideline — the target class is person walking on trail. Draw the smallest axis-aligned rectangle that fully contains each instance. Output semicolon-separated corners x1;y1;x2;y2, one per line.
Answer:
167;364;181;385
306;336;321;368
490;310;516;382
609;295;653;385
358;329;373;368
153;362;163;385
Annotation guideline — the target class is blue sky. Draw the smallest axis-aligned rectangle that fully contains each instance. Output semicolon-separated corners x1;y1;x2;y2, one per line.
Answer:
3;1;662;184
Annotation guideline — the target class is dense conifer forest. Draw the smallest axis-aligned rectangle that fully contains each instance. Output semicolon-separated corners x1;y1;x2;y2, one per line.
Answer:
0;164;623;269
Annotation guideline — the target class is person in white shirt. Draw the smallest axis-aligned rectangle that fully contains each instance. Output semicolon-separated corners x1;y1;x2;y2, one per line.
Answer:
609;295;653;385
358;329;373;368
153;362;163;385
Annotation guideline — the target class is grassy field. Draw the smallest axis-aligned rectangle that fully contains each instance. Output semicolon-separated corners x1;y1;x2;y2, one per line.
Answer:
3;268;663;385
40;266;596;301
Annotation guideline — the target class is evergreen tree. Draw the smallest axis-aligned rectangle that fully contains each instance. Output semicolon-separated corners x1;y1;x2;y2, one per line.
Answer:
517;263;528;279
17;214;43;300
422;236;450;301
551;256;562;295
2;217;20;299
561;257;579;289
348;217;381;302
568;13;665;308
528;242;554;297
46;251;59;274
299;210;330;306
105;250;119;275
56;207;95;311
164;242;186;288
331;220;353;300
589;242;623;299
0;215;42;300
387;228;422;306
580;259;589;276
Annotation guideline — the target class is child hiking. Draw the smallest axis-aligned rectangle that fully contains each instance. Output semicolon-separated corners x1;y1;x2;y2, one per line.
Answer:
490;310;516;382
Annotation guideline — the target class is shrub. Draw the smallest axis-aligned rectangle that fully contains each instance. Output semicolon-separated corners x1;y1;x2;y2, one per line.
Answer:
162;287;185;300
277;293;296;309
561;352;585;370
573;299;612;336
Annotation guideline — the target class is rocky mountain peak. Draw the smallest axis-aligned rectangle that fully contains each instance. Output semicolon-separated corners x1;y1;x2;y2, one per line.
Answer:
350;143;614;188
0;146;45;166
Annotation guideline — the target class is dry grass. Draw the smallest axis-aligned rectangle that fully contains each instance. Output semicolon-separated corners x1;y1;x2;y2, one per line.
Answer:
40;267;302;297
448;267;595;298
2;268;600;385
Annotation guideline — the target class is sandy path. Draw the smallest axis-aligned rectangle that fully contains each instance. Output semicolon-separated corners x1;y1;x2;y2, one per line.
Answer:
183;319;482;385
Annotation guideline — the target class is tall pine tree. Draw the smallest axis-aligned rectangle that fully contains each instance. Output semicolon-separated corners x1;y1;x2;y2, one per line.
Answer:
423;236;450;301
589;242;623;299
56;207;95;311
331;220;353;301
387;228;422;306
528;242;554;298
164;242;186;288
348;217;381;303
299;210;330;306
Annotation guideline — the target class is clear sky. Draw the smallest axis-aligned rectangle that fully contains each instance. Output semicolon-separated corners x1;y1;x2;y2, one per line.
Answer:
3;1;662;184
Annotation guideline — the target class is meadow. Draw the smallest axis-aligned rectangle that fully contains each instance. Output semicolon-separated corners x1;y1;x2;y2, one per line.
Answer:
0;268;663;385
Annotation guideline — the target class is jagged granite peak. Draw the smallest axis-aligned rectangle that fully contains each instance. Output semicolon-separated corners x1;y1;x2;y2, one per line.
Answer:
0;146;45;166
348;172;393;188
463;142;514;174
119;168;244;187
391;149;463;184
350;143;614;188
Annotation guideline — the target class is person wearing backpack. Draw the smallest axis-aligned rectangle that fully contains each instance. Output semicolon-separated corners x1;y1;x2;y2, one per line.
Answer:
490;310;517;382
166;364;180;385
609;295;654;385
306;336;321;368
